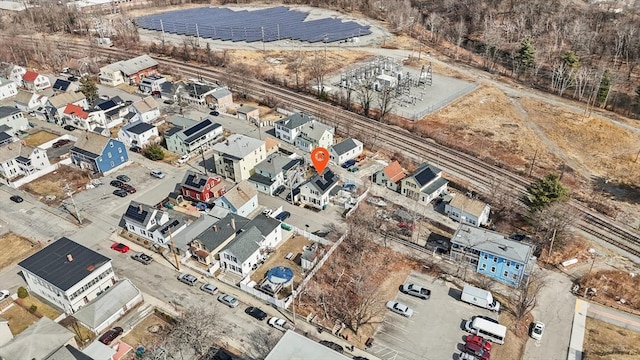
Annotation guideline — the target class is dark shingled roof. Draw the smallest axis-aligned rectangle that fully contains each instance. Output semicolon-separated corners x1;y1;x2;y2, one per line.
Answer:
411;163;442;187
18;237;111;291
126;121;154;135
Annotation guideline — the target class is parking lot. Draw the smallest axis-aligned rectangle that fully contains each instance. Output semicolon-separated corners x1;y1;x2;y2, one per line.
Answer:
370;271;498;360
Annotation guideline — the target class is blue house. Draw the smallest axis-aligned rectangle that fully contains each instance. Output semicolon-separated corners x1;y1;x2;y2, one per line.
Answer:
70;132;129;175
450;224;535;287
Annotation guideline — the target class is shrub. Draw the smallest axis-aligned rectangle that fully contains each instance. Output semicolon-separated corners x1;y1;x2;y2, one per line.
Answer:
28;305;37;313
143;144;165;161
17;287;28;299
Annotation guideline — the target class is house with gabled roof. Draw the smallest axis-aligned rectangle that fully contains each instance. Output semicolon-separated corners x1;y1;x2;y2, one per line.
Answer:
274;112;312;143
213;180;258;217
329;137;363;165
0;106;28;132
138;74;167;94
131;95;160;122
117;120;159;148
0;317;77;360
299;169;340;210
121;201;188;248
13;90;47;112
166;118;223;155
219;227;264;277
372;160;406;192
400;162;448;204
445;193;491;227
52;78;79;94
7;65;26;84
99;54;159;86
0;143;51;187
17;237;117;314
0;128;16;147
45;91;88;121
69;132;128;175
22;70;51;91
0;77;17;100
180;170;227;202
180;82;218;107
249;153;304;195
212;134;266;182
188;213;249;265
294;120;334;152
210;88;233;110
236;104;259;123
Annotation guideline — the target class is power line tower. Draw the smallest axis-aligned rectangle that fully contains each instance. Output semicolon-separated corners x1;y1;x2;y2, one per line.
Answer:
64;183;83;225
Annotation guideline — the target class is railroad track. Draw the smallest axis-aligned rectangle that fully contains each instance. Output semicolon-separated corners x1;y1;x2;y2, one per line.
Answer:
24;38;640;259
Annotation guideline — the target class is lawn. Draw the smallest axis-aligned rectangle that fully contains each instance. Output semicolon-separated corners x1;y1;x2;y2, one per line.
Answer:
23;130;59;147
584;317;640;360
1;304;39;335
0;232;40;269
59;316;96;345
18;294;62;319
122;313;172;349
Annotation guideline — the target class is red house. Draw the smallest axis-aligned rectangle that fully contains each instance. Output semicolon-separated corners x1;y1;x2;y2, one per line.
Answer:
181;170;226;202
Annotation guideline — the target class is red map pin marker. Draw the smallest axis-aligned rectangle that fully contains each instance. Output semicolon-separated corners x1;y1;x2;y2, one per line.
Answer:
311;147;329;174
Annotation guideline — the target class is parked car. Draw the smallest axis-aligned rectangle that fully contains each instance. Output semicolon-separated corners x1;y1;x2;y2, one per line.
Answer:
177;154;190;164
385;301;414;317
131;252;153;265
0;290;10;301
348;166;360;172
397;222;414;230
218;294;239;308
342;183;357;192
245;306;267;321
111;243;130;253
459;352;481;360
401;283;431;300
67;76;78;82
150;170;165;179
200;283;219;295
177;273;198;286
275;211;291;221
272;185;286;196
113;189;128;197
530;321;545;340
63;125;76;131
267;317;294;331
122;185;137;194
98;326;123;345
464;342;491;360
353;357;370;360
465;335;493;352
116;175;131;182
9;195;23;203
319;340;344;354
110;180;123;187
209;110;219;116
341;159;357;168
355;154;366;162
262;208;273;216
52;139;71;148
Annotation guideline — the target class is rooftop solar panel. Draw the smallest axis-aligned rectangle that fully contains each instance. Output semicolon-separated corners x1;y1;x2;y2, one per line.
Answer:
183;119;212;137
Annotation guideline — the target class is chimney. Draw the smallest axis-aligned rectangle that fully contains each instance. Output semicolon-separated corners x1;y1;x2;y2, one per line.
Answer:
66;254;73;262
138;204;143;214
231;218;236;231
213;225;218;232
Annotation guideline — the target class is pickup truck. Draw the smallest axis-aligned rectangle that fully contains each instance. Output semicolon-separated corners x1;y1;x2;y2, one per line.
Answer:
131;252;153;265
401;283;431;300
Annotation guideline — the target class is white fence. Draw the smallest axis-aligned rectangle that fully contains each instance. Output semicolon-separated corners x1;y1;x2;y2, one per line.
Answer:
9;158;73;188
297;232;348;292
239;277;293;309
290;225;332;245
344;187;370;218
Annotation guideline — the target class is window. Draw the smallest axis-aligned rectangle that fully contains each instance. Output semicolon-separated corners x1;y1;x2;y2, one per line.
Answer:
483;254;488;260
120;156;124;162
491;266;496;273
110;142;114;147
515;264;520;270
493;257;497;263
513;274;518;280
108;152;112;158
503;271;509;277
118;147;122;153
481;264;486;269
506;261;511;267
110;161;115;167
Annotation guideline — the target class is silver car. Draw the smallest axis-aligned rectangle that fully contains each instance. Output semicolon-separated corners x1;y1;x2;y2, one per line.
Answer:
218;294;239;308
177;273;197;286
386;301;414;317
200;283;218;295
150;170;165;179
401;283;431;300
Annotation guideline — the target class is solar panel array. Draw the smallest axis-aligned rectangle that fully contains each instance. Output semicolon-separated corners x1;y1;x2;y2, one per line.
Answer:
125;205;148;223
134;6;372;43
185;173;207;189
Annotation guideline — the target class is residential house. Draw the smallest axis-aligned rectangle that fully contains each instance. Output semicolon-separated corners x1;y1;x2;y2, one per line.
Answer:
329;137;363;165
218;227;266;277
0;317;11;347
121;201;188;248
131;95;160;123
0;106;28;131
7;65;26;84
96;97;129;128
117;120;159;148
62;104;90;128
294;120;334;152
99;54;159;86
51;78;79;94
158;80;181;101
13;90;47;112
188;214;249;265
70;132;129;175
180;82;218;107
400;163;448;204
450;225;535;287
17;237;117;314
249;153;304;195
274;112;313;143
45;91;88;122
0;129;16;147
299;170;340;210
64;57;91;78
181;170;227;202
213;180;258;217
166;118;223;155
372;160;406;192
0;317;77;360
22;70;51;91
236;105;259;123
72;279;142;334
0;144;50;186
212;134;266;182
210;88;233;110
445;194;491;227
0;77;17;100
138;74;167;94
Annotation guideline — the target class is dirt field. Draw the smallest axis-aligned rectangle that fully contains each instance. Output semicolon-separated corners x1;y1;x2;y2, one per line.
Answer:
579;269;640;312
0;304;39;335
18;294;61;319
0;232;40;269
21;165;91;204
122;313;171;349
584;317;640;360
23;130;59;147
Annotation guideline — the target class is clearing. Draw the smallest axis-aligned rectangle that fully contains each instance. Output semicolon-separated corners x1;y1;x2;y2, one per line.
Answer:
584;317;640;360
21;165;91;205
18;294;62;319
0;232;40;269
23;130;59;147
122;312;172;349
0;304;39;335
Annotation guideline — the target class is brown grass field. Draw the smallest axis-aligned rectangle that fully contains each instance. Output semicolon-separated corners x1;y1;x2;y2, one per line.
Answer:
0;232;40;269
23;130;59;147
584;317;640;360
21;165;91;204
1;305;39;335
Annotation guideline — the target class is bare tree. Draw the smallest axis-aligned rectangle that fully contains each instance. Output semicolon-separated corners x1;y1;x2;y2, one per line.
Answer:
376;86;395;122
453;19;467;61
156;304;224;359
355;76;376;118
306;52;328;97
529;201;579;252
425;12;444;42
246;329;280;359
285;51;306;89
511;271;546;325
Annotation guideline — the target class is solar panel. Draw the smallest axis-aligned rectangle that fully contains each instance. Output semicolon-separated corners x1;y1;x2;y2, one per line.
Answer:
185;173;207;189
183;119;212;137
161;219;180;234
125;204;148;223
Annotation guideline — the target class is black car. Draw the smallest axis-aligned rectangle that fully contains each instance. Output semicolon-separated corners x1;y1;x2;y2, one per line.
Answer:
129;146;142;153
63;125;76;131
116;175;131;183
67;76;78;82
275;211;291;221
10;195;24;203
110;180;124;188
113;189;128;197
98;326;123;345
209;110;219;116
319;340;344;354
272;185;286;196
245;306;268;321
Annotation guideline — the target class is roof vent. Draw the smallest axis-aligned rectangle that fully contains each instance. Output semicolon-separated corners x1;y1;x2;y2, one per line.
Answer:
138;204;143;214
86;264;95;271
213;225;218;232
66;254;73;262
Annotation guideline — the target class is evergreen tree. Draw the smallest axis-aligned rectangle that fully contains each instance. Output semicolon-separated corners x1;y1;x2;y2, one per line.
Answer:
517;37;536;75
527;174;569;211
561;50;580;69
79;76;98;104
597;69;611;106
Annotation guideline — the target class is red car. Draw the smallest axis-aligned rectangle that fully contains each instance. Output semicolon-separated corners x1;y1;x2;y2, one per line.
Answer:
397;222;415;230
464;342;491;360
111;243;130;253
465;335;492;352
98;326;123;345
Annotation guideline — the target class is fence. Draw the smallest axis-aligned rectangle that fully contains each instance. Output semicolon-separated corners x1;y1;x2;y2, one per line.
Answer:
239;277;293;309
290;225;332;245
395;84;479;121
297;232;348;293
9;158;72;188
344;187;370;218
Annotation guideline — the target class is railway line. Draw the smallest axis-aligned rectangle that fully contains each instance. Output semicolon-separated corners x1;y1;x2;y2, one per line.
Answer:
26;38;640;259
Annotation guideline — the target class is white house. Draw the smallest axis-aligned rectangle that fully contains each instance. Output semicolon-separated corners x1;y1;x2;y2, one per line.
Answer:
294;121;334;152
166;118;223;155
400;163;449;204
0;77;18;100
17;237;117;314
372;160;406;192
0;318;77;360
45;91;87;121
13;91;46;112
219;226;264;277
329;137;363;165
22;70;51;91
131;96;160;123
138;74;167;94
0;106;28;132
121;201;188;248
99;54;159;86
249;153;304;195
213;180;258;217
210;88;233;110
274;112;312;143
0;144;51;187
212;134;266;182
117;120;159;148
7;65;25;84
299;170;340;210
445;194;491;227
180;82;219;107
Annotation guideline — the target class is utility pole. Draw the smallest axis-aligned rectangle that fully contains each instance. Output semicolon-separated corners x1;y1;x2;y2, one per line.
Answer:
200;147;208;175
169;229;180;271
529;149;538;177
548;229;556;259
65;183;83;225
